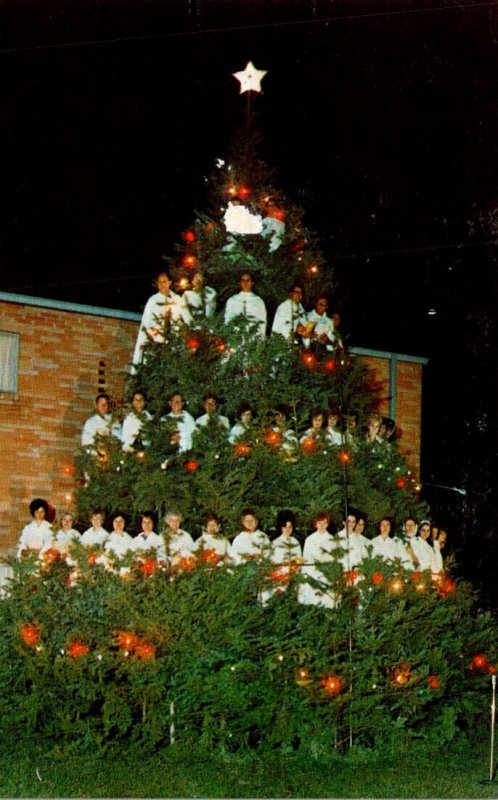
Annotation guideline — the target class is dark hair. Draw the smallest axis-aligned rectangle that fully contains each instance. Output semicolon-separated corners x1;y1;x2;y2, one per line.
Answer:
95;392;110;404
205;513;220;525
239;270;254;281
140;511;156;525
110;511;127;526
404;516;417;526
310;409;325;423
289;283;303;293
241;508;258;520
236;402;253;419
274;403;291;418
377;516;394;534
203;393;219;404
29;498;49;517
168;390;184;403
131;390;146;402
276;509;296;531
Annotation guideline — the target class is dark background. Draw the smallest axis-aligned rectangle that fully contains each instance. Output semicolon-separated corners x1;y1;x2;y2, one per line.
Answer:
0;0;497;603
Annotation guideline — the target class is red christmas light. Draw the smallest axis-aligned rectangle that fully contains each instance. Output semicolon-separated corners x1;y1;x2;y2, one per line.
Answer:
427;675;440;689
371;571;384;585
271;207;285;221
186;337;201;351
265;429;282;447
42;547;60;565
185;459;199;472
176;555;197;572
135;641;155;661
395;477;406;489
235;443;251;458
324;359;336;372
183;229;195;243
215;338;226;354
393;663;412;685
307;263;319;275
117;631;140;651
321;674;343;695
138;558;158;577
439;578;457;597
200;549;221;566
237;185;252;199
182;254;197;269
87;552;99;566
68;641;90;658
302;352;316;369
338;450;351;464
21;624;40;647
471;654;489;670
488;665;497;674
343;569;361;586
301;436;318;455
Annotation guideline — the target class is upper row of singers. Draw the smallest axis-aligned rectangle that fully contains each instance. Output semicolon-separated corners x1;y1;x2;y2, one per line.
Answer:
133;269;342;366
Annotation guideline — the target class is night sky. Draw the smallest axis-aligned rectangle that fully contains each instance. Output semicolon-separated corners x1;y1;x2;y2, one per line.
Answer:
1;0;497;601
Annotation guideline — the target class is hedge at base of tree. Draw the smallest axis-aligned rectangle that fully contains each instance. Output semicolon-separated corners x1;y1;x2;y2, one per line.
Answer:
0;551;496;755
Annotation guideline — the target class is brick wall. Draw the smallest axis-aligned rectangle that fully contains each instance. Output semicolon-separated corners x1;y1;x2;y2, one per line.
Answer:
0;295;426;555
0;296;139;554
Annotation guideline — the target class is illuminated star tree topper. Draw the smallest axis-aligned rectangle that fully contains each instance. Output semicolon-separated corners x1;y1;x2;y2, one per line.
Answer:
232;61;267;94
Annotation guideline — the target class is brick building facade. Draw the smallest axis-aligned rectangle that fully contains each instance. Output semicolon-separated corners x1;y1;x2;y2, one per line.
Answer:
0;292;427;555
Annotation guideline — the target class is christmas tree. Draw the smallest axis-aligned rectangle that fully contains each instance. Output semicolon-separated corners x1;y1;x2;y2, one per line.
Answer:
2;63;496;755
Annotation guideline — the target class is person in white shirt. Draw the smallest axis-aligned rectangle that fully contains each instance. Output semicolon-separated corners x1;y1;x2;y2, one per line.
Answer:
337;511;371;569
81;393;121;448
299;512;342;608
132;271;193;367
17;498;54;558
299;410;328;451
325;408;343;447
121;391;152;451
163;510;195;560
195;394;230;432
224;272;267;338
104;513;135;559
303;296;336;351
54;512;81;554
195;514;232;561
413;519;437;572
231;510;271;564
182;272;217;323
133;512;166;561
371;517;411;568
81;510;109;547
271;510;302;564
163;392;196;453
365;413;384;445
270;405;298;453
228;403;253;444
431;527;447;575
271;284;308;342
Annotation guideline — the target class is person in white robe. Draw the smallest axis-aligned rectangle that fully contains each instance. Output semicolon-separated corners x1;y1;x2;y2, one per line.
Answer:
132;271;193;367
299;513;343;608
17;498;53;558
231;510;271;565
121;391;152;451
81;393;121;448
303;296;336;351
182;272;217;323
224;272;267;338
162;392;196;453
271;284;307;341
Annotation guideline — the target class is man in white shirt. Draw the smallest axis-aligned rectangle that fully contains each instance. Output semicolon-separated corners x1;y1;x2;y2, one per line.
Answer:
182;272;217;323
303;296;336;351
224;272;267;338
132;271;193;367
271;284;308;342
195;394;230;432
164;392;196;452
81;393;121;448
231;509;271;564
121;391;152;451
80;511;109;547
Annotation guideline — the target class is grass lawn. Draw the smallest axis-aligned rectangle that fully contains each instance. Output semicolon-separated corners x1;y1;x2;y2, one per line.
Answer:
0;734;496;798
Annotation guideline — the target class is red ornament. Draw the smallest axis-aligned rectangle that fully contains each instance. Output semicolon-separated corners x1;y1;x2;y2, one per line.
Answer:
138;558;158;577
182;254;197;269
265;429;282;447
87;551;99;566
471;654;489;670
135;641;155;661
68;640;90;658
42;547;61;565
176;555;197;572
21;624;40;648
321;674;343;695
185;459;199;472
395;477;406;489
427;675;440;689
215;338;226;354
183;229;195;243
271;207;285;221
117;631;140;651
234;443;251;458
343;569;361;586
324;359;336;372
488;665;497;674
302;352;316;369
371;571;384;585
60;463;75;477
338;450;351;464
186;337;201;351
